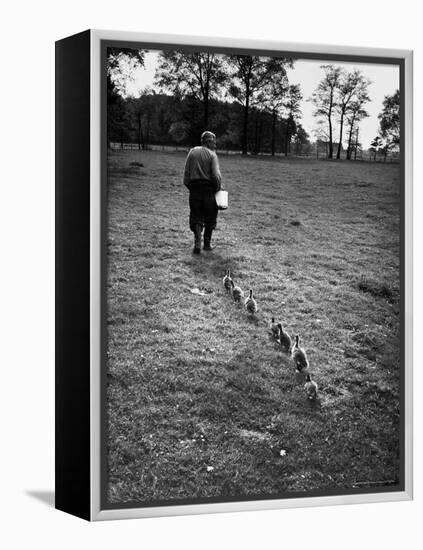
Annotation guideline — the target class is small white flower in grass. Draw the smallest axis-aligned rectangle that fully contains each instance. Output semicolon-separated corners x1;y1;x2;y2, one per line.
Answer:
279;449;287;457
206;466;214;473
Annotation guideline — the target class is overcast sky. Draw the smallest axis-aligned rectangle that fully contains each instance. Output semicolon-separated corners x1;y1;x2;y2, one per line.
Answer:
124;51;399;149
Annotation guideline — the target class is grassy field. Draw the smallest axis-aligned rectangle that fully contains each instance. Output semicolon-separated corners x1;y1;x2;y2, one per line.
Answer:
106;149;401;505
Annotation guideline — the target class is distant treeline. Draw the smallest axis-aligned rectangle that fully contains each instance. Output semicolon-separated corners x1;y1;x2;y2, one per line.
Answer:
107;92;312;156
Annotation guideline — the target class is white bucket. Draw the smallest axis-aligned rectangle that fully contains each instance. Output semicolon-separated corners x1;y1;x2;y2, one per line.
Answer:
215;190;228;210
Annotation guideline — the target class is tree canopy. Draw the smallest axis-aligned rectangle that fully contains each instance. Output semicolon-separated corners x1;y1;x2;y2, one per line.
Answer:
310;65;342;158
154;51;228;127
226;55;294;154
378;90;400;149
311;65;371;160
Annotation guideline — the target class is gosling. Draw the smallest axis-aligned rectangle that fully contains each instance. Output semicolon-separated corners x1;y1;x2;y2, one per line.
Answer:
291;334;309;372
304;373;318;401
245;289;258;314
230;280;244;302
270;317;279;340
223;269;233;292
278;323;292;353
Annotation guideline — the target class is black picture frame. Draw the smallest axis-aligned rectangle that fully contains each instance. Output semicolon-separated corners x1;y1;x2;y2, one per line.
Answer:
55;29;413;521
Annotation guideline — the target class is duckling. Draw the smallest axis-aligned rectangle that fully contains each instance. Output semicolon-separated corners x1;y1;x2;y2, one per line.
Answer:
277;323;292;353
270;317;280;340
245;289;258;314
291;334;309;372
230;279;244;302
304;373;318;401
222;269;233;292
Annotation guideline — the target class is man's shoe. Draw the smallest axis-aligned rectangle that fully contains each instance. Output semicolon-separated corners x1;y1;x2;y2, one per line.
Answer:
193;247;201;255
203;242;214;251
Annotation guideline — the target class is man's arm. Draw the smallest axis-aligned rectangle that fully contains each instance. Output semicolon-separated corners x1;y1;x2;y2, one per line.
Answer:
210;153;222;192
183;153;191;189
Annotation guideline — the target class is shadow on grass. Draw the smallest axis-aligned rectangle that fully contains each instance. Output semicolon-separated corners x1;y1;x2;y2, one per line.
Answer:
357;277;396;304
245;314;261;326
185;250;244;282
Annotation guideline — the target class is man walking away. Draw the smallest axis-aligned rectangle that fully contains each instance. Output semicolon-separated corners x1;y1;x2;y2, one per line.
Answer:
183;131;222;254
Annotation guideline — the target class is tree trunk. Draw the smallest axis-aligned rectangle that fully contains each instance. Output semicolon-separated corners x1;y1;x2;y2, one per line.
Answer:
204;69;210;129
354;128;359;161
328;110;333;159
257;115;263;155
337;110;345;159
346;123;354;160
242;92;250;155
146;115;151;150
137;113;145;151
137;114;140;150
204;95;209;129
284;124;289;157
253;117;258;155
271;109;276;156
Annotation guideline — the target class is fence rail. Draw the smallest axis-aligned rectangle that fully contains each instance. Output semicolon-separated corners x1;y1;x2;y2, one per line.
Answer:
109;143;400;163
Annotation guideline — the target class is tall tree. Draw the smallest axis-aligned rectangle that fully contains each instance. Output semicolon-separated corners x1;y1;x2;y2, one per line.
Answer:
283;84;303;156
335;70;370;159
345;84;370;160
378;90;400;151
310;65;341;158
260;76;290;155
226;55;293;155
154;51;227;129
128;96;145;150
107;48;145;147
345;102;369;160
353;127;362;161
108;96;133;149
128;89;157;150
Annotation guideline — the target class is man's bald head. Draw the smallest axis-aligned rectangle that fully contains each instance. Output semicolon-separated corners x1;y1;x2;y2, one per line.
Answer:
201;131;217;150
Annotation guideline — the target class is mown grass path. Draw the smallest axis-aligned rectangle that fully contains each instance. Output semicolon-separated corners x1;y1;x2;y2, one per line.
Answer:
106;150;401;504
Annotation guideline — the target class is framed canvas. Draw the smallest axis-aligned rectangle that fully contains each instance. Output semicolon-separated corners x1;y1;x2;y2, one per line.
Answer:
55;29;413;521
